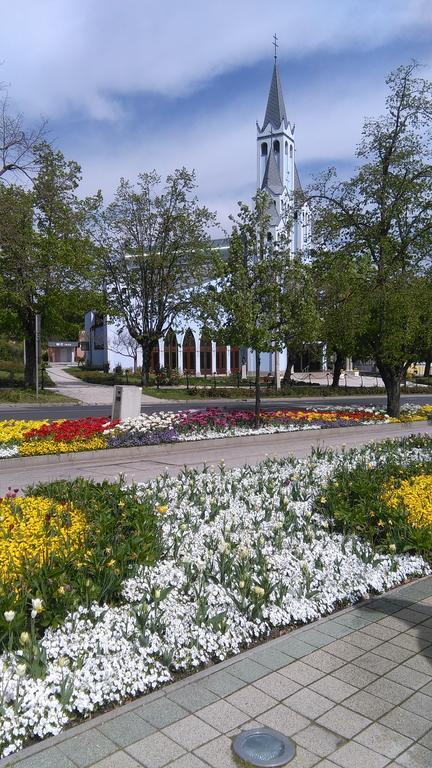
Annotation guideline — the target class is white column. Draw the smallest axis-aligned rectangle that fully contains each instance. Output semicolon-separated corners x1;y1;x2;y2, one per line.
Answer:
158;338;165;370
211;342;217;374
226;345;231;375
275;350;281;389
195;338;201;376
177;342;183;374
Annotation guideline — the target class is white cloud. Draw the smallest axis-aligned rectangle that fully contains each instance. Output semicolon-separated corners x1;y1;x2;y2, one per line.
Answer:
1;0;431;119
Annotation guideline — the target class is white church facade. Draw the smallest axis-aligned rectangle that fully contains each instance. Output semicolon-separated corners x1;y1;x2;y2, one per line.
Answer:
83;56;323;377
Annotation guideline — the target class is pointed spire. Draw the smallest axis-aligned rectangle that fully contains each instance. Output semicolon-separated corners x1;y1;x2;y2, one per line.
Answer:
262;62;287;131
261;147;284;195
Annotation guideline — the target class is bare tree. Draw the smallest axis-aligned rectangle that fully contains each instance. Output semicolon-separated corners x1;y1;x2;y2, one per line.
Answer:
109;329;140;372
0;90;48;182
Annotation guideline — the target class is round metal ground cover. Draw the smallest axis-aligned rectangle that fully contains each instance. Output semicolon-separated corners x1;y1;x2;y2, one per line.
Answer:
232;727;296;767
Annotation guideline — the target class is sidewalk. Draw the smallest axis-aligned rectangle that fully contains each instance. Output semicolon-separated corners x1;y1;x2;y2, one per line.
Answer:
4;576;432;768
47;365;167;406
2;421;431;496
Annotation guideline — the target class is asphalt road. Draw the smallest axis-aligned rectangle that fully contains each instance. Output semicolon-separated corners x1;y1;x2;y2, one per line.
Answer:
1;393;432;421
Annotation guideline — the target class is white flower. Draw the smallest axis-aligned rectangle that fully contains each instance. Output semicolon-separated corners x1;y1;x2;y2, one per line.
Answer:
3;611;16;623
31;598;44;614
16;664;26;677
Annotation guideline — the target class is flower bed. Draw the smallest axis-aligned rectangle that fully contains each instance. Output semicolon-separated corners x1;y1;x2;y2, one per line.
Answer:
0;403;430;460
0;435;431;757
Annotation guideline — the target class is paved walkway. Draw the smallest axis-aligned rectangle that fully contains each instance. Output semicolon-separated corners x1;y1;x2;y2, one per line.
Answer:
4;576;432;768
2;421;431;496
47;365;165;406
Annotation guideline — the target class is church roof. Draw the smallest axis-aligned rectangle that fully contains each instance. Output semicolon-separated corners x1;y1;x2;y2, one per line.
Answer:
294;164;303;193
262;63;287;130
261;147;284;195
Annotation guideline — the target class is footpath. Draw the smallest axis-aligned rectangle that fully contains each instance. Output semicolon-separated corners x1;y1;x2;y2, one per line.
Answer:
1;421;431;495
46;365;166;406
4;576;432;768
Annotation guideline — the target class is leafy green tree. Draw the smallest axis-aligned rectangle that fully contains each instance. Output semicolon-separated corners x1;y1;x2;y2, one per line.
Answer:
308;63;432;416
0;145;100;387
202;190;318;423
96;168;216;385
311;250;366;387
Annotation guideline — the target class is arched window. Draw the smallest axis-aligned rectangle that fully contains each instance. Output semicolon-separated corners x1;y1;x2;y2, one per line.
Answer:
290;145;293;158
150;341;160;372
199;330;212;375
267;231;273;241
182;329;196;374
285;141;288;154
216;343;226;374
261;142;268;156
164;330;178;371
231;346;240;374
273;139;280;153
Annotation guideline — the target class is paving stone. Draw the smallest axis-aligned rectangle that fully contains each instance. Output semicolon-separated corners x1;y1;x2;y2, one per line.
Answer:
380;706;431;740
407;625;432;643
420;681;432;696
163;714;218;750
201;670;245;697
12;747;77;768
249;647;295;670
369;598;405;615
395;743;432;767
58;730;117;767
342;631;384;651
310;675;358;703
98;711;155;747
226;717;261;737
168;755;209;768
299;629;334;648
253;670;301;699
91;754;141;768
126;732;185;767
378;616;415;631
195;734;244;768
393;608;429;624
303;650;345;674
355;722;413;759
404;654;432;674
333;614;374;630
294;724;345;757
279;745;320;767
280;660;325;685
355;607;389;622
322;640;365;662
284;688;334;719
329;741;389;768
391;633;430;652
332;662;378;688
361;623;399;640
343;689;394;719
353;651;398;675
318;622;355;640
136;697;189;728
400;691;432;721
166;683;219;712
385;665;431;690
277;637;317;658
227;658;269;683
317;705;372;738
363;677;413;705
197;699;249;731
419;729;432;749
226;685;276;717
373;642;415;663
258;703;311;736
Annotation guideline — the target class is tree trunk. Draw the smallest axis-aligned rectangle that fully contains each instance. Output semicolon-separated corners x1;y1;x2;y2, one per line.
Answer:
375;361;403;417
282;347;291;385
254;350;261;428
424;352;431;379
331;349;344;388
24;325;37;389
140;341;151;386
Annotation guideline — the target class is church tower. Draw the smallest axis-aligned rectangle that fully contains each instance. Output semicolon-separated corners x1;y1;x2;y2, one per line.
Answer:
257;38;298;243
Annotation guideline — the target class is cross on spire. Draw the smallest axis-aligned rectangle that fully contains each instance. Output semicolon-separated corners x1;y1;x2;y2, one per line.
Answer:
273;33;279;62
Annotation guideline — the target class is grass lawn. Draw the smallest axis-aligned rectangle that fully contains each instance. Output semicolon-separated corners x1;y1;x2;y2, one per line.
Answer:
0;388;76;403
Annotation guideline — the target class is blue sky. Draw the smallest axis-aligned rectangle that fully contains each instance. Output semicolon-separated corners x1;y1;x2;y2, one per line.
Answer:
1;0;431;233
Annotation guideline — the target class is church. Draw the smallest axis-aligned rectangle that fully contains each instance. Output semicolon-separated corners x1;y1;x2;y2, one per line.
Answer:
83;51;323;377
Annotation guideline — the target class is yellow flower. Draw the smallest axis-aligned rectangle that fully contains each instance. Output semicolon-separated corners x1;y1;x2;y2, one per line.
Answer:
157;504;168;515
383;474;432;529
